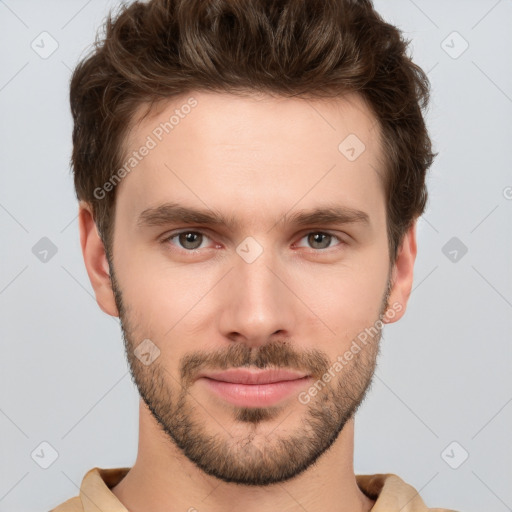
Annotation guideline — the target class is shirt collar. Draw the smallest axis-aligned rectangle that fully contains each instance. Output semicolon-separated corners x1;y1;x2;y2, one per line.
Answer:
356;473;430;511
80;467;130;512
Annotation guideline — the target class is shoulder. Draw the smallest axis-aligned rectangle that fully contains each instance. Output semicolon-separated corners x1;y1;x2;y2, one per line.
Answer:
49;496;83;512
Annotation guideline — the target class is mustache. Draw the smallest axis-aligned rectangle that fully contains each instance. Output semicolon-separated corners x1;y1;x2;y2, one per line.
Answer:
180;340;331;386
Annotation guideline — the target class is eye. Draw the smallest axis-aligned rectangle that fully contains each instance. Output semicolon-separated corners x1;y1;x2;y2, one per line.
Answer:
163;230;212;251
161;230;345;253
295;232;343;250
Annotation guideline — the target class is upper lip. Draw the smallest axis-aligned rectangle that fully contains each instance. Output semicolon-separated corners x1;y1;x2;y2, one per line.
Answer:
198;368;309;385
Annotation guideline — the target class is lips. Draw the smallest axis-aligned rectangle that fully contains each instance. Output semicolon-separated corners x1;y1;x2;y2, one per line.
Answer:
198;368;309;385
198;369;312;408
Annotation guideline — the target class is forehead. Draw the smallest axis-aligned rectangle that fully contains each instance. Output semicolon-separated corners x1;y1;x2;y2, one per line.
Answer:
115;90;386;231
126;90;381;158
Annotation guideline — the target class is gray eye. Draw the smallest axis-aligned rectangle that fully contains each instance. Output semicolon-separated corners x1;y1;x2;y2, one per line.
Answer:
307;233;333;249
178;232;204;250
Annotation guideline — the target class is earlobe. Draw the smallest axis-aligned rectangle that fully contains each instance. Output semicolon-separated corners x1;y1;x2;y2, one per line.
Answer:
382;220;418;324
78;201;119;317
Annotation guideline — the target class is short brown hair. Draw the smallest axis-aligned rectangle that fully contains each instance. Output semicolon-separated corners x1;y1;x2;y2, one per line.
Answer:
70;0;436;265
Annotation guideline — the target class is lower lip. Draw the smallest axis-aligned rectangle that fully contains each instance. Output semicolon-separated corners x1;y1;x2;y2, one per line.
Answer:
199;377;311;408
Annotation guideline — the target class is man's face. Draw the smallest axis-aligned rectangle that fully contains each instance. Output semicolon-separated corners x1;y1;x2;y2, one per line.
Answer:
104;91;398;485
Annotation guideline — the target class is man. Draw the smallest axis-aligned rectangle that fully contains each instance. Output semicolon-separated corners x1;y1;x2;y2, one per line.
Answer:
51;0;456;510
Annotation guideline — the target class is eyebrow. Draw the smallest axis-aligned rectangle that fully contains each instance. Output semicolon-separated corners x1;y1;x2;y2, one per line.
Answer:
136;201;370;231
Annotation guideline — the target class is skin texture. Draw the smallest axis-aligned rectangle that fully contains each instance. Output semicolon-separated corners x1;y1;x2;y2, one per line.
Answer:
79;90;417;512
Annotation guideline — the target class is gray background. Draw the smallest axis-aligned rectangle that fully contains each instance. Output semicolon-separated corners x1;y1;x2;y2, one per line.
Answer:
1;1;511;511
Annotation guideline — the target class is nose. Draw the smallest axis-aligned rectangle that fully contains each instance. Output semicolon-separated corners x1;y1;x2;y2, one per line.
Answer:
217;247;298;348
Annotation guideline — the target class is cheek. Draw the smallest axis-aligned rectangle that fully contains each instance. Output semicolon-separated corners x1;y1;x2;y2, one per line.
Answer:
296;259;388;341
118;262;222;358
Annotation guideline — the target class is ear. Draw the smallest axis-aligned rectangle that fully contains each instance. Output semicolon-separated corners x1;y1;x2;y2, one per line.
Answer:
382;220;418;324
78;201;119;317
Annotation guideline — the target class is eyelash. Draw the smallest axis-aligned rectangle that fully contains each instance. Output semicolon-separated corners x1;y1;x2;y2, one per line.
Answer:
160;230;345;252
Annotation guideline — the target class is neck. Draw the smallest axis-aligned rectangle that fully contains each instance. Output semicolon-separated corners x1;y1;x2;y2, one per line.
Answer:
111;399;375;512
